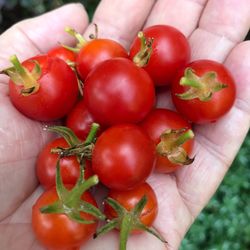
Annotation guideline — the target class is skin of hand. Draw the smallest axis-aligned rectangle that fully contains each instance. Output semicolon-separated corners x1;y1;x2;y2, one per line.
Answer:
0;1;250;249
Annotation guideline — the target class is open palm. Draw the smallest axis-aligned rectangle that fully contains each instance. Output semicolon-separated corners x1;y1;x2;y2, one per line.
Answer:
0;1;250;249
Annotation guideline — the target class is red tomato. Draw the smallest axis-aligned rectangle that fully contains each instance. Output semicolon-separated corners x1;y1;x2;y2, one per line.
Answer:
92;124;155;190
76;38;128;80
171;60;236;124
66;99;98;140
140;108;194;173
104;182;158;232
84;58;156;126
48;46;76;63
32;187;98;250
36;137;93;189
9;55;79;121
129;25;190;86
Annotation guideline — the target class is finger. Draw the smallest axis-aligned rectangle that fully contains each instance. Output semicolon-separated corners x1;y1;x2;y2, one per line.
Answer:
83;0;156;48
189;0;250;61
176;41;250;218
144;0;208;36
0;3;89;69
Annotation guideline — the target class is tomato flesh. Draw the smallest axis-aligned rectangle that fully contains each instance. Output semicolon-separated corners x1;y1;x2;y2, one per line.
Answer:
171;60;236;124
92;124;155;190
76;38;128;80
32;187;98;250
140;108;193;173
130;25;190;86
9;55;79;121
84;58;156;126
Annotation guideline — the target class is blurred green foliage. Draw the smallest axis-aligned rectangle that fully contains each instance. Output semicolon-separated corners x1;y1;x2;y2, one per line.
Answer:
0;0;250;249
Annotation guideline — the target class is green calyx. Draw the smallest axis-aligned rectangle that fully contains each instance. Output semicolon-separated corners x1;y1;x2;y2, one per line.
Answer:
46;123;100;162
157;128;195;165
62;26;88;53
40;160;105;223
94;196;167;250
176;68;228;101
1;55;41;95
132;31;154;67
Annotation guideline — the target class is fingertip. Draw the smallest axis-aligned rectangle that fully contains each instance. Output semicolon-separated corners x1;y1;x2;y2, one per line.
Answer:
16;3;90;53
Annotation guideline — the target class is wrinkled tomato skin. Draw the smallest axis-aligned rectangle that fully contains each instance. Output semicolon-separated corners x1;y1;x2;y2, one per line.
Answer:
92;124;155;190
84;58;156;126
104;183;158;233
36;137;93;189
76;39;128;80
9;55;79;121
129;25;190;86
171;60;236;124
66;99;98;140
32;187;98;250
140;108;193;173
48;46;76;63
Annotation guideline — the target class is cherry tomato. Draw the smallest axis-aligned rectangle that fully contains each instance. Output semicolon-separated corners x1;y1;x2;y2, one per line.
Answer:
8;55;79;121
32;187;98;250
92;124;155;190
84;58;156;126
48;46;76;63
76;38;128;80
66;99;98;140
171;60;236;124
104;182;158;232
36;137;93;189
140;108;194;173
129;25;190;86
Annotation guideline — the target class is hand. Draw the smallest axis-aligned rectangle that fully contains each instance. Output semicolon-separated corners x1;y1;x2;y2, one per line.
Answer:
0;1;249;249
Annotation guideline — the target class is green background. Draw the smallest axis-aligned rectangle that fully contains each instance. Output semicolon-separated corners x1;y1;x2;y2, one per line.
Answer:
1;1;249;249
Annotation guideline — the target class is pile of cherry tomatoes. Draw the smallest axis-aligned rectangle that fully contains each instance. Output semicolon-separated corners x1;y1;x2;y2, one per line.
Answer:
3;24;236;250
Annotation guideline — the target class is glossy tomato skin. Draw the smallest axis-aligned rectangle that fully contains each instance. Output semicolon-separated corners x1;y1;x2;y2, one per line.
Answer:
92;124;155;190
84;58;156;126
9;55;79;121
76;39;128;80
36;137;93;189
104;182;158;232
66;99;98;140
48;46;76;63
32;187;98;250
129;25;190;86
140;108;193;173
171;60;236;124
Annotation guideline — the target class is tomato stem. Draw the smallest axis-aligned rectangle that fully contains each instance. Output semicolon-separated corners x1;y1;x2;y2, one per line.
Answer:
3;55;41;95
41;160;105;223
95;196;167;250
85;123;100;144
132;31;154;67
175;129;194;147
63;26;88;53
157;128;195;166
177;68;228;101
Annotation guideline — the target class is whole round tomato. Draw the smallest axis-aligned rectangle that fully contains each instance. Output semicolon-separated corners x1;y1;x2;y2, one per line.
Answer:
104;182;158;232
76;38;128;80
8;55;79;121
129;25;190;86
84;58;156;126
32;186;98;250
48;46;76;63
66;99;98;140
140;108;194;173
92;124;155;190
36;137;93;189
171;60;236;124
